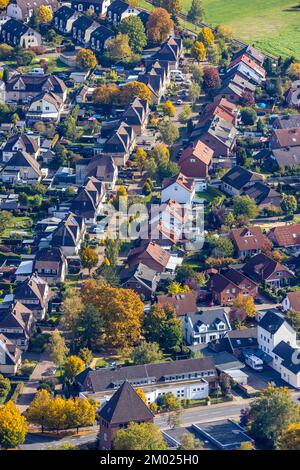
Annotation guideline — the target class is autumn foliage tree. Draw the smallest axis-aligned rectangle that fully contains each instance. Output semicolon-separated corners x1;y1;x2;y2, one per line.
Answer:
162;100;176;117
191;41;206;62
93;83;120;105
198;27;215;47
203;66;221;89
0;401;28;449
121;80;152;104
147;8;174;44
64;355;85;381
278;423;300;450
229;295;256;325
0;0;10;10
76;48;97;70
106;34;133;62
80;246;99;274
114;422;168;450
37;5;53;23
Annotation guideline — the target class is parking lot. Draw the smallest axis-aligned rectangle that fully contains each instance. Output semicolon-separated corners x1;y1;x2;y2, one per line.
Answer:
244;365;291;391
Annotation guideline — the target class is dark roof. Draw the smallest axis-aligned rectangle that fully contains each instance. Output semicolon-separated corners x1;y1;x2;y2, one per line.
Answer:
99;381;154;424
54;5;76;21
1;151;42;176
221;165;262;190
12;0;59;16
227;327;257;350
35;246;65;263
3;134;39;154
242;181;281;205
76;357;216;392
273;341;300;374
107;0;130;15
72;14;94;31
258;310;285;334
185;309;231;333
6;73;66;96
90;24;114;43
242;252;291;281
1;18;28;38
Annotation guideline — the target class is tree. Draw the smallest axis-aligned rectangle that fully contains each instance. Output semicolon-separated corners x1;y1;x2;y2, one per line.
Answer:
167;281;190;295
80;281;144;349
159;120;179;146
240;90;255;107
232;195;259;219
114;422;168;450
281;194;297;215
0;374;10;398
179;433;203;450
0;0;9;10
187;0;204;23
215;24;234;41
64;355;85;381
37;5;53;23
162;100;176;118
0;401;28;449
288;62;300;80
163;0;182;15
135;387;148;404
189;81;201;103
239;441;255;450
76;48;97;70
241;107;257;126
48;330;69;371
203;66;220;89
104;237;120;268
134;147;147;174
248;385;300;448
25;389;53;433
74;304;104;350
2;68;9;83
0;44;13;60
62;288;84;338
191;41;206;62
80;246;98;274
121;81;151;104
278;423;300;450
78;347;93;366
147;8;174;44
93;83;120;105
106;34;132;62
119;16;147;53
198;27;214;47
209;236;234;257
132;342;164;365
179;104;192;123
287;310;300;331
230;295;256;323
0;211;12;235
144;304;183;353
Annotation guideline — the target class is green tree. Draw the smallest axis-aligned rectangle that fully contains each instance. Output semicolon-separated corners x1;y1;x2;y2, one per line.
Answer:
232;195;259;219
0;374;10;398
248;385;300;448
280;194;297;215
144;305;183;353
189;81;201;103
75;304;105;350
0;401;28;449
48;330;69;372
119;16;147;53
132;342;164;365
209;236;234;257
114;422;168;450
0;211;12;236
159;120;179;146
179;104;192;123
78;347;93;366
187;0;204;23
179;433;203;450
241;107;257;126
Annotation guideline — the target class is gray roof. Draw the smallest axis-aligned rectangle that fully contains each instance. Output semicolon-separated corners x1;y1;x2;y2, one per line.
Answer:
221;165;261;190
272;341;300;374
186;308;231;334
258;310;285;334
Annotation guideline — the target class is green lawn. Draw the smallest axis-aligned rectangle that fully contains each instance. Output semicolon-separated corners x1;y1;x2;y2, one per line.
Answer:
141;0;300;59
1;216;32;238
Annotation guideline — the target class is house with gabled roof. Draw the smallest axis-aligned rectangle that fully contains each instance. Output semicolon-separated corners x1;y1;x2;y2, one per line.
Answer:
0;18;41;48
76;154;117;189
90;24;114;53
70;177;105;224
282;291;300;313
230;226;270;258
161;173;195;204
242;252;294;289
107;0;139;24
227;54;266;85
0;333;22;375
27;91;65;124
98;381;154;450
157;291;198;316
242;181;282;209
5;73;67;104
1;133;40;163
184;308;231;346
221;165;263;196
210;268;258;305
231;45;265;67
127;240;182;273
72;0;111;16
54;5;80;34
102;121;136;166
72;14;98;44
216;71;256;105
0;150;42;184
200;97;238;126
119;262;160;300
7;0;59;23
150;37;183;70
268;223;300;249
121;97;149;135
179;140;214;180
51;212;86;256
270;146;300;169
33;247;68;285
0;301;35;350
270;128;300;149
13;272;50;320
138;62;169;105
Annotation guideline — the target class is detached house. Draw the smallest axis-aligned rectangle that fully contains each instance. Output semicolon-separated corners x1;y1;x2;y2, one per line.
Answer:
34;247;67;285
13;273;50;320
157;291;198;316
230;226;270;258
282;291;300;313
0;150;42;185
51;213;85;256
268;223;300;249
179;140;214;181
70;177;105;225
221;165;263;196
192;115;237;160
5;73;67;104
242;252;294;289
71;0;111;16
161;173;195;204
120;262;160;300
242;182;282;209
76;154;117;189
7;0;59;22
0;334;22;375
210;268;258;305
0;18;41;48
2;133;40;163
107;0;139;24
184;308;231;346
27;91;65;123
270;128;300;149
258;310;300;388
0;302;35;350
127;241;182;274
227;54;266;85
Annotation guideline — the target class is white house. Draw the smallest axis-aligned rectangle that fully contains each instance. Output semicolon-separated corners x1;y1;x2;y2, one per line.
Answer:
0;334;22;375
27;92;64;123
161;173;195;204
184;308;232;346
258;309;300;388
282;291;300;313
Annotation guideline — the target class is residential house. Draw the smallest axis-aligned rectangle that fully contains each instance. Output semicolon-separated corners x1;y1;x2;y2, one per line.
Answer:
221;165;263;196
199;97;238;126
192;115;237;160
26;91;65;123
273;114;300;130
102;121;136;167
242;181;282;209
51;212;86;256
232;45;265;67
0;301;35;350
210;268;258;305
179;140;214;181
76;357;216;403
282;291;300;313
127;241;182;274
258;310;300;388
0;18;41;48
157;291;198;316
268;224;300;249
0;150;42;184
161;173;195;204
211;328;258;360
270;128;300;149
71;0;111;16
184;308;231;346
0;334;22;375
227;54;266;85
121;97;149;136
98;381;154;450
90;24;114;53
1;133;40;163
286;84;300;109
76;154;117;189
149;37;183;70
217;72;256;105
270;146;300;169
7;0;59;22
5;73;67;104
230;226;270;258
13;273;50;320
33;247;67;285
54;6;80;34
70;177;105;225
107;0;139;24
242;252;294;289
72;14;98;44
119;262;160;300
139;61;170;105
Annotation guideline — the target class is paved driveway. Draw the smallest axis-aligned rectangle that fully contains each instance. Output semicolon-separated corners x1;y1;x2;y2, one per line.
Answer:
244;365;291;391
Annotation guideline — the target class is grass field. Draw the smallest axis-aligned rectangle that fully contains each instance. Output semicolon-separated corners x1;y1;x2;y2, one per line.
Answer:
140;0;300;59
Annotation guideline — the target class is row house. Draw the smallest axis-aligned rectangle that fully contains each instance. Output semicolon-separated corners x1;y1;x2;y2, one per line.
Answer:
107;0;139;24
72;14;98;45
148;37;183;70
90;24;114;53
50;212;86;256
101;121;136;167
1;133;40;163
71;0;111;16
226;54;266;85
139;61;170;105
121;97;149;136
216;72;256;106
70;177;105;225
76;154;117;189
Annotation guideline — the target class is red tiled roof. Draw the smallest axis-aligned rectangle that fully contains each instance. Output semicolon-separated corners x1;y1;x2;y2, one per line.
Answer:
230;227;269;251
268;224;300;247
286;291;300;311
180;140;214;166
157;290;198;316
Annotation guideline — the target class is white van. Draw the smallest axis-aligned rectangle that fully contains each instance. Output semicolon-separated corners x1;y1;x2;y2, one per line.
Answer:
245;354;264;372
170;69;184;81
